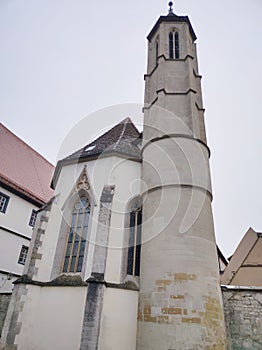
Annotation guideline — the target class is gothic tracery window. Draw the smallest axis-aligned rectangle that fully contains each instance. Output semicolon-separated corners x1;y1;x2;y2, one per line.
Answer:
169;31;179;59
62;196;90;273
127;207;142;277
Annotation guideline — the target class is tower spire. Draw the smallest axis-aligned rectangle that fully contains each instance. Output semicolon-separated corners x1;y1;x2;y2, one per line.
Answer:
168;1;174;15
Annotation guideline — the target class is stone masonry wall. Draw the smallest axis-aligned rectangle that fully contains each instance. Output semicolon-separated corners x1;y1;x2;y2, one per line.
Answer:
222;287;262;350
0;294;11;338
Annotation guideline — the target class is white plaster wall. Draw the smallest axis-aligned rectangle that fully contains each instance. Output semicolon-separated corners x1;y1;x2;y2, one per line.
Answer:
104;157;141;283
35;155;140;283
0;186;37;237
0;229;30;292
0;187;37;291
15;285;87;350
99;288;138;350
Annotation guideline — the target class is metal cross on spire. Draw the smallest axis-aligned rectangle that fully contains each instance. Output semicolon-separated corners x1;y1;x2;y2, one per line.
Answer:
168;1;174;15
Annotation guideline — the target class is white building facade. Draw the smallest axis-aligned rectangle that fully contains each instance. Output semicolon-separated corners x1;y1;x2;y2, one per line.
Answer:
0;123;54;336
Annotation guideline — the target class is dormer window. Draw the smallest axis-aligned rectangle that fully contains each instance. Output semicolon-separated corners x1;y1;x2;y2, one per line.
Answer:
169;31;179;59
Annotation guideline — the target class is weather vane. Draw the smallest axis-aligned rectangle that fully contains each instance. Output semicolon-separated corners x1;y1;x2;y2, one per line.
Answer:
168;1;174;15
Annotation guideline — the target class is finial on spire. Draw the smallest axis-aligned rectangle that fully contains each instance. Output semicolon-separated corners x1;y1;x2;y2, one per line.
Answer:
168;1;174;15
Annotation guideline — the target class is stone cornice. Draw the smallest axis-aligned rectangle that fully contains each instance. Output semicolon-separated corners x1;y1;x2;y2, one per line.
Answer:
142;133;210;157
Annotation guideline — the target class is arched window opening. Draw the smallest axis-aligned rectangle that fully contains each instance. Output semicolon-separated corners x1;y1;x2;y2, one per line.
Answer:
169;31;179;59
127;207;142;276
175;32;179;59
62;196;90;273
169;32;174;59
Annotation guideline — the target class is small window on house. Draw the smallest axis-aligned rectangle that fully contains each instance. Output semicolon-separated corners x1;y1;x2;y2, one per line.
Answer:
127;207;142;277
62;196;90;273
169;31;179;59
29;210;37;227
18;245;29;265
0;192;10;214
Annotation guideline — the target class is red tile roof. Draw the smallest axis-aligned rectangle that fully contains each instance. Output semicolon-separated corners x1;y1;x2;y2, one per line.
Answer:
0;123;54;205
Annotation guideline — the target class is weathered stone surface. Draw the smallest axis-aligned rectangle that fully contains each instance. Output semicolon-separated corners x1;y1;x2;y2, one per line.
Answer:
0;294;11;338
222;288;262;350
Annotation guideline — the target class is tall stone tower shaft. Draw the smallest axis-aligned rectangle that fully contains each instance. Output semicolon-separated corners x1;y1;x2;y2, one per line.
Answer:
137;8;227;350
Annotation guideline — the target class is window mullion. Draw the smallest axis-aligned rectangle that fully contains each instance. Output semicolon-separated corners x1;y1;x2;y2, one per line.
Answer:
75;208;85;272
69;210;79;272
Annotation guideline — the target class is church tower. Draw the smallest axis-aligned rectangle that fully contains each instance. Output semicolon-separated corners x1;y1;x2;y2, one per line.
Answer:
137;3;227;349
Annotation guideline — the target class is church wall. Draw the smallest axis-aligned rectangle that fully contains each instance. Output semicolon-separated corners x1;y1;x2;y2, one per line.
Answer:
105;157;141;284
15;285;86;350
0;186;36;293
30;155;140;284
98;287;138;350
222;287;262;350
0;293;11;338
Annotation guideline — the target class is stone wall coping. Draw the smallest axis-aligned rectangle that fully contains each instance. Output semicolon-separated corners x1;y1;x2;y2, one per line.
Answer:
221;284;262;292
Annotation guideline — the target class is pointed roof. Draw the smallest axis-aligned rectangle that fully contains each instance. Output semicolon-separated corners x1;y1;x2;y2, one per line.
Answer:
0;123;54;205
221;228;262;286
147;12;197;42
52;118;141;189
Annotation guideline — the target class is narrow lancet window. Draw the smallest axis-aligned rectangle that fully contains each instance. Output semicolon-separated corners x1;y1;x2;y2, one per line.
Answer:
62;196;90;273
175;32;179;59
156;41;159;65
169;32;174;59
169;31;179;59
127;207;142;276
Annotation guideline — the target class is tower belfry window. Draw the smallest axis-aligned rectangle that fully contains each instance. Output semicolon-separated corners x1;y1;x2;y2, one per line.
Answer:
127;207;142;277
156;41;159;65
62;196;90;273
169;31;179;59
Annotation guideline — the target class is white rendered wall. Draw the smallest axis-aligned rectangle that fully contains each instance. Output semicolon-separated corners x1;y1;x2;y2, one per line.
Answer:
15;285;86;350
0;186;37;237
98;288;138;350
0;187;37;292
105;156;141;283
36;155;141;283
0;230;29;292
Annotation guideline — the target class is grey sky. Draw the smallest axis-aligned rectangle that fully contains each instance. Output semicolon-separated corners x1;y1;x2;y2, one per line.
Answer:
0;0;261;257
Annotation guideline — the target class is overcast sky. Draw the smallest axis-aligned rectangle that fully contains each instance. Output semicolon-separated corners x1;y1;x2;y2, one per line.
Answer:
0;0;261;257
